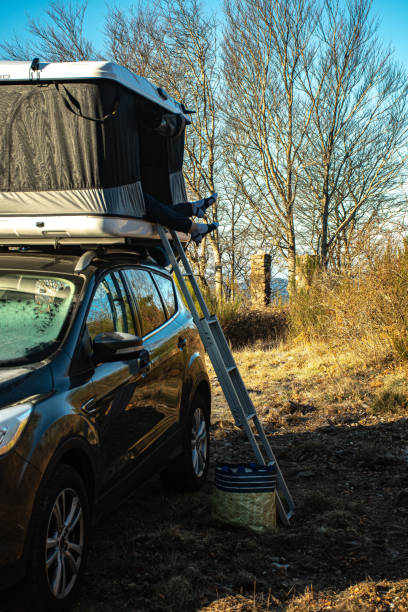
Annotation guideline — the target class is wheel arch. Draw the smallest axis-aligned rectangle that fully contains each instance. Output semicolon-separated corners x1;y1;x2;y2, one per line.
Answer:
41;437;97;504
57;446;96;509
179;371;211;425
194;379;211;415
23;437;97;562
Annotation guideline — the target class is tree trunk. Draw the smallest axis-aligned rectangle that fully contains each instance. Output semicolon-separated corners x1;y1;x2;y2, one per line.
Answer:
287;221;297;299
320;161;330;269
210;233;223;300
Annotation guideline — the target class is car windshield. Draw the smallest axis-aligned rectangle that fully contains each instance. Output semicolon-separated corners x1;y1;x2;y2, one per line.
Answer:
0;273;77;364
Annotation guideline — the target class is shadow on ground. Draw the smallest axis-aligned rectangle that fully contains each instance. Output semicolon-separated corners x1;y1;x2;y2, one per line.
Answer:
2;414;408;611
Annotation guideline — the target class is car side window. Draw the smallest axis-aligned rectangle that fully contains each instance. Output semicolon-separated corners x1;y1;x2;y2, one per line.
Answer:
105;272;136;336
86;273;135;341
153;273;177;318
124;269;166;335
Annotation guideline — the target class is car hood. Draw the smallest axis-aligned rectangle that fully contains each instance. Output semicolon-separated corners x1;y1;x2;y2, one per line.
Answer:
0;363;53;409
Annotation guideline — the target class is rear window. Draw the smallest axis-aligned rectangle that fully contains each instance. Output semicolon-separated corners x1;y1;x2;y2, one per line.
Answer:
0;273;77;364
153;273;177;318
124;269;166;335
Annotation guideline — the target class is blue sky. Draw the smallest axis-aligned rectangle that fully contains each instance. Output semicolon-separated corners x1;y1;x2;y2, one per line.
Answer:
1;0;408;66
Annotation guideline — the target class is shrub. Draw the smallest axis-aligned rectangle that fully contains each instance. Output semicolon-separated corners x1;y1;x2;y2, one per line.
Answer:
201;289;288;349
218;306;288;349
174;276;288;349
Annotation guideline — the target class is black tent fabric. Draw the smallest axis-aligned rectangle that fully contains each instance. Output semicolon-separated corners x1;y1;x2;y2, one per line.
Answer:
0;80;145;217
139;110;187;206
0;77;189;219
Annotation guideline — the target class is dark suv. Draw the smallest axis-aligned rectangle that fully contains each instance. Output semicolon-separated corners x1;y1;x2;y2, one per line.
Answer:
0;247;211;611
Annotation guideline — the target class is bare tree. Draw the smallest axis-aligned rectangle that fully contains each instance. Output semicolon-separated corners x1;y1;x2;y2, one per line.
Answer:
298;0;408;269
223;0;319;294
1;1;100;61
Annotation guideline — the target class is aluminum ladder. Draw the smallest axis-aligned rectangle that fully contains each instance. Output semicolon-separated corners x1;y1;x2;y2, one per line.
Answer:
158;226;295;525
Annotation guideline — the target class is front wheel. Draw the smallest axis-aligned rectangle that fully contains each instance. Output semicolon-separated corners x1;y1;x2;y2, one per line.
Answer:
22;464;90;611
161;393;210;492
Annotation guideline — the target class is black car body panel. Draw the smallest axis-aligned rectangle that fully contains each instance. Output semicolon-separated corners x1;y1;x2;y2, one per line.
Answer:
0;363;53;409
0;250;210;588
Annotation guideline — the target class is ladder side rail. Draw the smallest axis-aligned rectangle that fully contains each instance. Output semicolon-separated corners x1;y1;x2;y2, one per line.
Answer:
253;415;295;517
199;320;253;425
159;228;257;424
240;414;292;525
157;226;251;428
157;226;204;326
201;317;261;420
168;229;211;319
205;344;253;426
204;342;292;526
225;412;291;525
206;337;294;525
195;322;294;524
206;347;291;525
227;364;263;419
158;226;256;424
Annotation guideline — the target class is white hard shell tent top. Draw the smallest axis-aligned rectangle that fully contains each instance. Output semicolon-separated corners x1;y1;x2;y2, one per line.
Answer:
0;60;190;245
0;61;189;118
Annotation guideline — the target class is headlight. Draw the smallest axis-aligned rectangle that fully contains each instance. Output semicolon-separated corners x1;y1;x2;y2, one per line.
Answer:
0;402;32;456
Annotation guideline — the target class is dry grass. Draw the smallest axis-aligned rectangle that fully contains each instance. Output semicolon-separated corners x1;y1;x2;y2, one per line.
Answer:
210;339;408;427
198;579;408;612
285;580;408;611
289;246;408;365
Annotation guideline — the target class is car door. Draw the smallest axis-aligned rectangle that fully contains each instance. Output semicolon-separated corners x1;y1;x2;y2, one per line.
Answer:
84;270;150;491
122;267;186;459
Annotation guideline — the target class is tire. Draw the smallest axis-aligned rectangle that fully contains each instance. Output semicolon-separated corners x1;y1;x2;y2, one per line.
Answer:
22;464;90;612
161;392;210;492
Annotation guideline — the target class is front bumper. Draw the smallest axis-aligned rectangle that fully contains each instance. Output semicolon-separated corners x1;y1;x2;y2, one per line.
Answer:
0;450;42;587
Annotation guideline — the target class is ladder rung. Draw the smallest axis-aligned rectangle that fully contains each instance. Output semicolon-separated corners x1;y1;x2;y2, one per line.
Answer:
226;366;236;373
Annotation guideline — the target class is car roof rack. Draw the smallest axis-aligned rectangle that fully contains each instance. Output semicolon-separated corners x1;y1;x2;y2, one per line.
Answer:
71;242;171;274
74;250;97;273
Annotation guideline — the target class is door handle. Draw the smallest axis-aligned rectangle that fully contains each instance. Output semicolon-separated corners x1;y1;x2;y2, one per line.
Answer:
81;397;97;415
178;336;187;350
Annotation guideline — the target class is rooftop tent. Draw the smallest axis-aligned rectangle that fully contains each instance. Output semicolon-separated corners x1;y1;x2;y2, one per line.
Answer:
139;109;187;205
0;61;189;222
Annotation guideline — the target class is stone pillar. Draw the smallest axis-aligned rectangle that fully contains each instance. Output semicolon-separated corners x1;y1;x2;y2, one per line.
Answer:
250;252;271;307
295;254;320;289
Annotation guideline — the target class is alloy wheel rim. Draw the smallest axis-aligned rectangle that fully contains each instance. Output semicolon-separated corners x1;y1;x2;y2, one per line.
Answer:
191;407;208;477
45;487;84;600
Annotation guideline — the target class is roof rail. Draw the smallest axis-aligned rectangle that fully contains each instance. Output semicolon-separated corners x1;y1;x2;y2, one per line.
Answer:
74;250;97;273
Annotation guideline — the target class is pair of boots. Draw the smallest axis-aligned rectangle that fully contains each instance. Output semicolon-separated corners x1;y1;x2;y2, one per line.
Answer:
189;192;218;244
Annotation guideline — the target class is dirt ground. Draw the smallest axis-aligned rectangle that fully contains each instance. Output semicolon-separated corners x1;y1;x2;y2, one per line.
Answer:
5;343;408;610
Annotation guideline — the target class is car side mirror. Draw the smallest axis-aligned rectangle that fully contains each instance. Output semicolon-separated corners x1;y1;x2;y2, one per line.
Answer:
93;332;144;363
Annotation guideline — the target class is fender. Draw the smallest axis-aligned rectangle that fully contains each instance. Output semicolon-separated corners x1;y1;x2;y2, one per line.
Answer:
38;435;97;487
20;434;97;567
179;351;211;424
